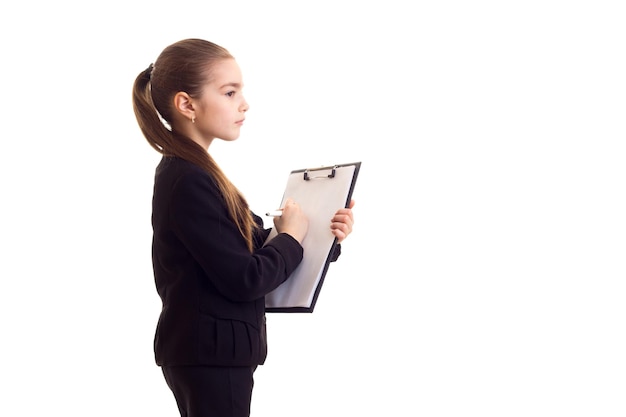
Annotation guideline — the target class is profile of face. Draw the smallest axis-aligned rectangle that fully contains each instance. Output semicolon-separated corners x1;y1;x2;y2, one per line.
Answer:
179;58;250;148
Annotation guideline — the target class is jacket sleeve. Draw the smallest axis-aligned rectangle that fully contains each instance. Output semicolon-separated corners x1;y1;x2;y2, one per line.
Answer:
169;170;303;302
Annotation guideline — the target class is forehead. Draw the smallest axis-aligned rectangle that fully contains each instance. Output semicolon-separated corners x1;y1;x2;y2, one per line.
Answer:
207;58;243;87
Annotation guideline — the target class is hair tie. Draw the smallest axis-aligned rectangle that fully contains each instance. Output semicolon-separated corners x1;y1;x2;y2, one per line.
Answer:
146;63;154;80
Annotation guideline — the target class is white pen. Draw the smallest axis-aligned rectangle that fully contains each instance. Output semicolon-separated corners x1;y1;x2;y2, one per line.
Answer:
265;210;283;217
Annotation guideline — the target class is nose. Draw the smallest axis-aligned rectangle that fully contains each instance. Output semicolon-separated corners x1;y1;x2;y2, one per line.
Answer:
241;98;249;113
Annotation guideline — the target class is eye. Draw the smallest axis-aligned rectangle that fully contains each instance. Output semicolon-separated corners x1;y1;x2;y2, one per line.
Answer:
226;91;236;97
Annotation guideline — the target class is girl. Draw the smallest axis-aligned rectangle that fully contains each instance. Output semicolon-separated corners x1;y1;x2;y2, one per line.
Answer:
132;38;354;417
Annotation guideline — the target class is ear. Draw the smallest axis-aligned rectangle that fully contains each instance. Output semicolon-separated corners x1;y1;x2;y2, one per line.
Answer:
173;92;195;122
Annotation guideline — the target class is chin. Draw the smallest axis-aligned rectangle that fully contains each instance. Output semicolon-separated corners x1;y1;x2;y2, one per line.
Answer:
220;135;239;142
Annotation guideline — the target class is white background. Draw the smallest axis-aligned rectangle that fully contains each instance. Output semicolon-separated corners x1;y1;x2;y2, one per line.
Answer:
1;1;625;416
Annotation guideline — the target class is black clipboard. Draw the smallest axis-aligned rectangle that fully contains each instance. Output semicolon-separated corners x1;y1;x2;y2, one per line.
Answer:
264;162;361;313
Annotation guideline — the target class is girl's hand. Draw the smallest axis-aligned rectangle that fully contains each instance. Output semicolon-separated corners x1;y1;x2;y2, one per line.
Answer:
330;199;355;243
273;198;309;244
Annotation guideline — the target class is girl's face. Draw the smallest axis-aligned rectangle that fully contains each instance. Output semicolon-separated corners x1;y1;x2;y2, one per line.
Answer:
193;58;249;146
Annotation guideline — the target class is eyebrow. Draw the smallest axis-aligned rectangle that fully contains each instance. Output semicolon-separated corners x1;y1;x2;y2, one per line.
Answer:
219;82;242;89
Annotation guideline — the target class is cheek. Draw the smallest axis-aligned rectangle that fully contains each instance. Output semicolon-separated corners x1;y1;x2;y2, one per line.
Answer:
210;107;229;121
206;111;226;128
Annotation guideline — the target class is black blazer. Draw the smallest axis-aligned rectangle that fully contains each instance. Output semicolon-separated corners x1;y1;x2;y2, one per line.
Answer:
151;157;304;367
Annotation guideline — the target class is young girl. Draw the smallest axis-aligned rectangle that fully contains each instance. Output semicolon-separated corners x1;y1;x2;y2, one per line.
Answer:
132;38;355;417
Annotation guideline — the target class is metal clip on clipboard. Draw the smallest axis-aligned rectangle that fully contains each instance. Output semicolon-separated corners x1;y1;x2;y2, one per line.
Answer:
303;165;337;181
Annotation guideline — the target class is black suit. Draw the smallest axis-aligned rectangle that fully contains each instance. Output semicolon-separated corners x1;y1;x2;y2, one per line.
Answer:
151;156;304;368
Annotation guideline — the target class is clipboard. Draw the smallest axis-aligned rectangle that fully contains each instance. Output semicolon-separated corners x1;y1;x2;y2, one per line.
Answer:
264;162;361;313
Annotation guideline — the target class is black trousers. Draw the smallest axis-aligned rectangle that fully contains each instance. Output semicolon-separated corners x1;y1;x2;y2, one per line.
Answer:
161;365;257;417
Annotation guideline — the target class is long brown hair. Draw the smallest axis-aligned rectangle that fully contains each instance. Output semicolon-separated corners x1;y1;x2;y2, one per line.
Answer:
132;38;258;252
